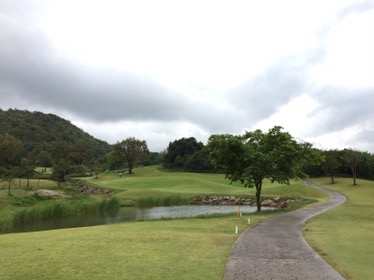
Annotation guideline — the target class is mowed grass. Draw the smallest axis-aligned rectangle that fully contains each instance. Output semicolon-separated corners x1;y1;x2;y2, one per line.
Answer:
0;214;270;280
0;166;330;279
88;166;328;206
303;177;374;280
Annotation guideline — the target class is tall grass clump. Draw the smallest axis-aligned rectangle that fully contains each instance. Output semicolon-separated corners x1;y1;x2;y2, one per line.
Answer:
1;197;120;233
98;197;121;213
138;195;189;207
0;211;15;232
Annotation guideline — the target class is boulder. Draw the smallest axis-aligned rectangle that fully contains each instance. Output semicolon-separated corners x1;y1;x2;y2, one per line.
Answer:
261;199;273;206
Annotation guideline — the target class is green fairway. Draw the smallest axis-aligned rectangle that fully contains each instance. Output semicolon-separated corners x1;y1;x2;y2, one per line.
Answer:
86;166;328;206
304;178;374;280
0;214;272;280
0;167;331;279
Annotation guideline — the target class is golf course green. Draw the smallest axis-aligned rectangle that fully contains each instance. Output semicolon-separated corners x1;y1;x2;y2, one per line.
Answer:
0;166;372;279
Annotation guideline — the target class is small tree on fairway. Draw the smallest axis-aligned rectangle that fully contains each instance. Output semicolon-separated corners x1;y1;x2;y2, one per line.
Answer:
114;137;149;174
206;126;309;211
323;149;341;184
342;148;361;186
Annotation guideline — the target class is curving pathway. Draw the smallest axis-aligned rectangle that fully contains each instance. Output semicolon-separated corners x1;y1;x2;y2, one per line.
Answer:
223;180;347;280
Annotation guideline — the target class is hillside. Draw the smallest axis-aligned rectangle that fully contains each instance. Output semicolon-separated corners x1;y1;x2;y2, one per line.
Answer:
0;109;111;160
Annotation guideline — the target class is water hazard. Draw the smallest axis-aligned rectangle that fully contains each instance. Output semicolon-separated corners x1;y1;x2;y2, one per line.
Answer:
10;205;272;233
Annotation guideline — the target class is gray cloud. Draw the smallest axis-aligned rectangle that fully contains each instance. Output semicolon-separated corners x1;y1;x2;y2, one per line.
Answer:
309;86;374;135
0;4;251;136
356;130;374;146
229;51;321;124
0;22;180;121
1;0;373;153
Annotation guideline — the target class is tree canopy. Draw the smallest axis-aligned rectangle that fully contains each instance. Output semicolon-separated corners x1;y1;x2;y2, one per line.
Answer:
206;126;312;211
114;137;149;174
162;137;213;172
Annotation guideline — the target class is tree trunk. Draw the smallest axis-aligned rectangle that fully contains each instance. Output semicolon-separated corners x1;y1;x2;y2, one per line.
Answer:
351;167;357;186
330;175;335;184
128;161;134;174
255;181;262;212
8;181;11;195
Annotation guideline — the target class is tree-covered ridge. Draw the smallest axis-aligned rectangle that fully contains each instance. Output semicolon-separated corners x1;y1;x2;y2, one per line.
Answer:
0;109;111;159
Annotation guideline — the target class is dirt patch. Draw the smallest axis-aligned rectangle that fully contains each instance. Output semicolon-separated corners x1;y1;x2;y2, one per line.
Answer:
35;189;67;197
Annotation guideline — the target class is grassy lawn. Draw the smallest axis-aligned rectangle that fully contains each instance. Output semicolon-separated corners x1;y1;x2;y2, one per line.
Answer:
87;166;328;206
0;214;273;280
0;166;331;279
304;177;374;280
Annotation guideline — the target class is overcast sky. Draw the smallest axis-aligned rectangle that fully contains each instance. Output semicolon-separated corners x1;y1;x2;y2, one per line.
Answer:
1;0;373;152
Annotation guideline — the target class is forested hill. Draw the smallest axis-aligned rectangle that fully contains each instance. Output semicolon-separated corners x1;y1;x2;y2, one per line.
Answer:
0;109;111;159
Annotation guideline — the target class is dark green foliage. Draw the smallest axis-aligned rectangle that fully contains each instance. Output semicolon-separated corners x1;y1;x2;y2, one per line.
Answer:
52;159;71;183
163;137;213;172
206;126;313;211
299;149;374;180
0;109;111;165
0;133;24;194
323;149;341;184
138;152;164;166
357;151;374;180
113;137;149;174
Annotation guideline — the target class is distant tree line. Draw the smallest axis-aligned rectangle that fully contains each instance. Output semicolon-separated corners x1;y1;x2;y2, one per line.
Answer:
161;137;374;183
302;148;374;183
1;110;373;194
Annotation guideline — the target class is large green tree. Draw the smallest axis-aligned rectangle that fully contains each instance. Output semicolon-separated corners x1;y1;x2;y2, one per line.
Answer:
163;137;213;171
206;126;310;211
163;137;203;168
114;137;149;174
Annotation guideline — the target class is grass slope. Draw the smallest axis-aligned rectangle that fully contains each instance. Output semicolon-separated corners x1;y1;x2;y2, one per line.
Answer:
87;166;328;206
304;178;374;280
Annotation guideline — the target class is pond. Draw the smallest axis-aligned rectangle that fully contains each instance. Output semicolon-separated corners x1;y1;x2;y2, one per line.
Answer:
10;205;274;233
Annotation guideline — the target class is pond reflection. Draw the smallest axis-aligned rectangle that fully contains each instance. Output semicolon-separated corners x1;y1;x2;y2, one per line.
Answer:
10;205;272;233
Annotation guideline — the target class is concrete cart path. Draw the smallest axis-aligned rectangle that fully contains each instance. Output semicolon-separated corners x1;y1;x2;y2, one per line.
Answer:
224;180;347;280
